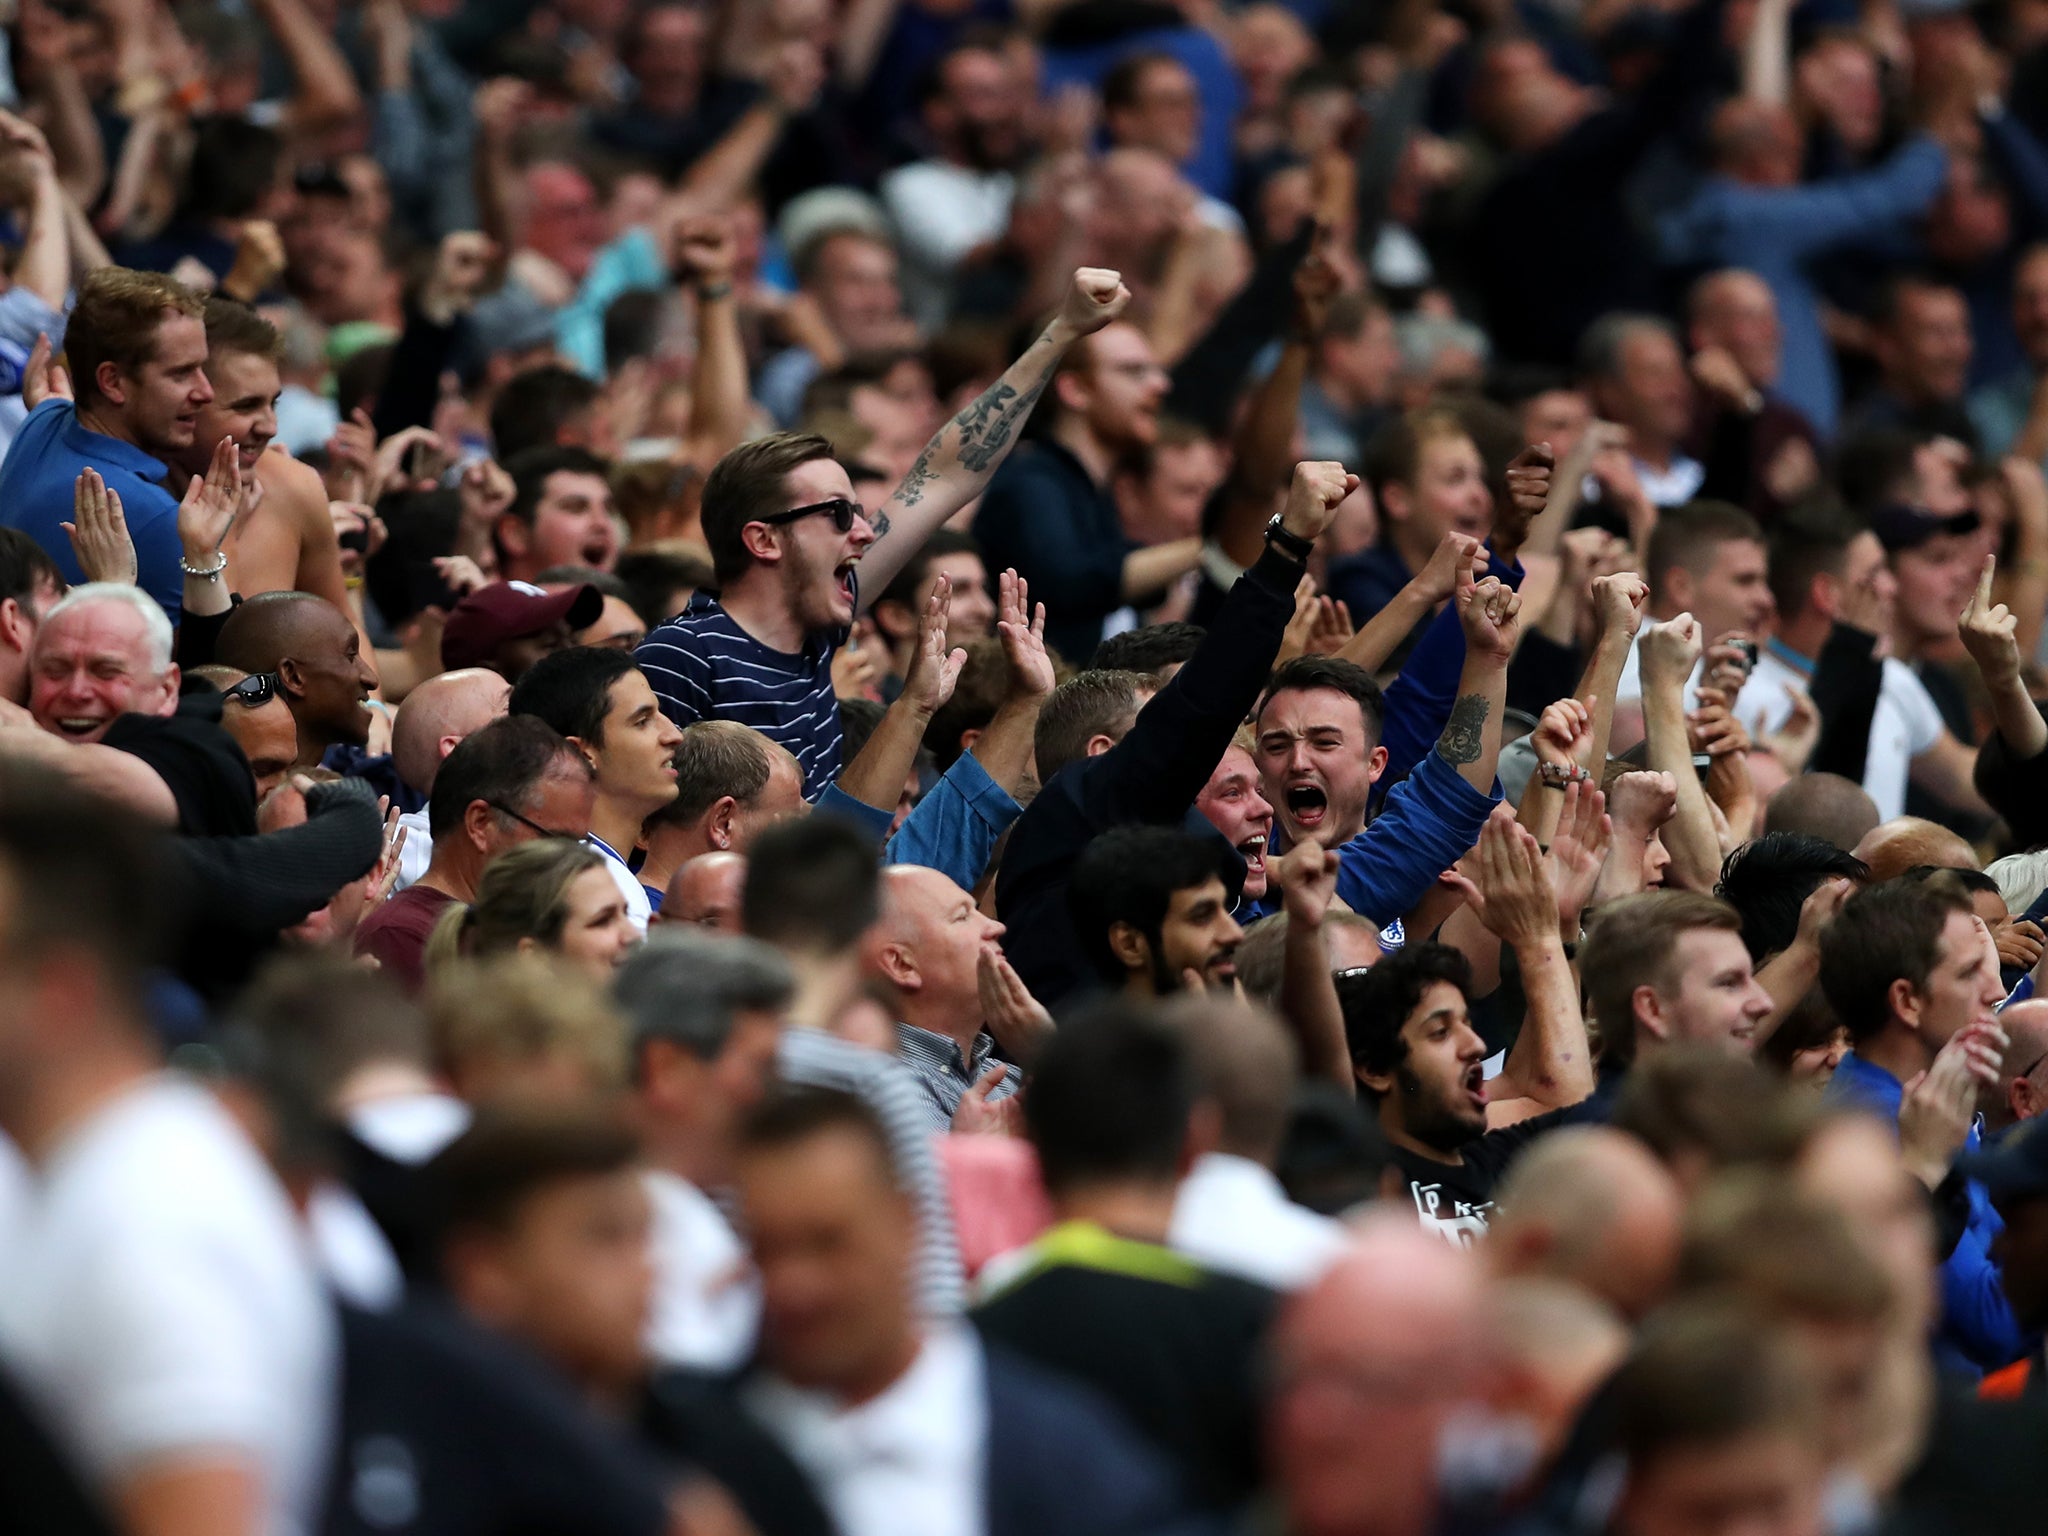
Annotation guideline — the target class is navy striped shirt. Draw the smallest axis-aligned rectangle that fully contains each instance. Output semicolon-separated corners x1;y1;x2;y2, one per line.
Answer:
635;589;850;801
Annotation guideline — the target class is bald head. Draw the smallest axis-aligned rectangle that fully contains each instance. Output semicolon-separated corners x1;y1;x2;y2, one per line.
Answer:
1487;1127;1684;1322
1987;998;2048;1133
216;590;351;672
1765;772;1880;852
1269;1214;1489;1536
392;667;512;794
1851;816;1978;884
663;851;747;934
1709;98;1801;185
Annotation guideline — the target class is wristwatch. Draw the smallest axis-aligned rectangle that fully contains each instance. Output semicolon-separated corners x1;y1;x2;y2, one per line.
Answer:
1263;513;1314;562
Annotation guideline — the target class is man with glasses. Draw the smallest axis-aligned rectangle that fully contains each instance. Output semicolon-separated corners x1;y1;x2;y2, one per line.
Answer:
353;715;595;992
973;315;1203;663
637;266;1132;800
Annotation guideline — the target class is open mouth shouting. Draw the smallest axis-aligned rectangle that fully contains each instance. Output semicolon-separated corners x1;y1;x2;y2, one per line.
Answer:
1237;833;1267;880
834;557;860;610
1284;781;1329;835
49;714;109;741
1462;1060;1486;1114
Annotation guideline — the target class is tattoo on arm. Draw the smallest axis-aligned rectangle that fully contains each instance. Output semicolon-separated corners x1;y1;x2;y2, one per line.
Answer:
1439;693;1490;765
886;348;1058;517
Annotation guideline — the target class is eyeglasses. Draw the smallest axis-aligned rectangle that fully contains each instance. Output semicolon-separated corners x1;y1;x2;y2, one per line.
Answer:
487;801;581;841
222;672;281;708
761;497;863;533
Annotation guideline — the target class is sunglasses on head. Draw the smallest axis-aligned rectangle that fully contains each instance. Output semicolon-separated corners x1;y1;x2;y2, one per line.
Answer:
761;497;863;533
222;672;281;708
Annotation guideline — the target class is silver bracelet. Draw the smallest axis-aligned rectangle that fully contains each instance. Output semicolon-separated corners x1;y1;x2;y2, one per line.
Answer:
179;550;227;580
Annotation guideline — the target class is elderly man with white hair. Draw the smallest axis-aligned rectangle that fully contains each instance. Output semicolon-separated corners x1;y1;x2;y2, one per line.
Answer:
0;581;255;833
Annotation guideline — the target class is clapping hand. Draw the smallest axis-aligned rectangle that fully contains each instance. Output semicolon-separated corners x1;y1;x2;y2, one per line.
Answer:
64;468;138;586
995;568;1053;699
902;575;968;716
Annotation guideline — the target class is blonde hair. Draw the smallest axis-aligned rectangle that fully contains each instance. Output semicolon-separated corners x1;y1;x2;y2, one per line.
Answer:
428;953;629;1100
432;838;606;973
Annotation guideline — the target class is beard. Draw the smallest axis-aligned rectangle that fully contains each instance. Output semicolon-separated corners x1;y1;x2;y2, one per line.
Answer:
1395;1063;1483;1153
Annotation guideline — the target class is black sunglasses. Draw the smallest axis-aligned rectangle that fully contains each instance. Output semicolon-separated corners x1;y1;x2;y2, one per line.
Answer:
761;497;862;533
222;672;281;708
488;801;582;841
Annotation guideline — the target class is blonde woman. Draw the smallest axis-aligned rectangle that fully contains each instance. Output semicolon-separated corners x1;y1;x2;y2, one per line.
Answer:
428;838;638;981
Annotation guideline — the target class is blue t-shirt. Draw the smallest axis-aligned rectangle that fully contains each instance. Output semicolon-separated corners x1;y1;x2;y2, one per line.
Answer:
635;589;849;801
0;398;184;620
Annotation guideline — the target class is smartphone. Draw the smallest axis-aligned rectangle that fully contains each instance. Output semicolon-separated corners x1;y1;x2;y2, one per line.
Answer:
1692;753;1714;781
338;520;372;556
1732;637;1759;673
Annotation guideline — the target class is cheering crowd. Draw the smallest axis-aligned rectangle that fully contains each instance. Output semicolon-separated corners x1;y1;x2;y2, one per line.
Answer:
5;0;2048;1533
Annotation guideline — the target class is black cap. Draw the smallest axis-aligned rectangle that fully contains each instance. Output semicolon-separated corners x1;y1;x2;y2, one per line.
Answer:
1869;503;1981;554
1957;1116;2048;1199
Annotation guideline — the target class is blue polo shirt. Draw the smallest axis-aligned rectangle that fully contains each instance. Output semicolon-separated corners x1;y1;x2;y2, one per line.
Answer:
0;398;184;620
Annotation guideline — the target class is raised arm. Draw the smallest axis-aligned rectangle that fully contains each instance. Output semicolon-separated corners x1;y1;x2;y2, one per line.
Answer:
0;113;68;312
1638;614;1722;891
836;577;964;813
1275;839;1355;1094
249;0;364;137
860;268;1134;602
678;42;824;210
964;571;1054;798
1337;533;1483;676
1440;563;1523;797
673;217;753;468
1444;811;1594;1117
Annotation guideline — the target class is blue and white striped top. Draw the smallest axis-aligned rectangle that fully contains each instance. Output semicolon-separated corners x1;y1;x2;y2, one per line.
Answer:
635;588;851;801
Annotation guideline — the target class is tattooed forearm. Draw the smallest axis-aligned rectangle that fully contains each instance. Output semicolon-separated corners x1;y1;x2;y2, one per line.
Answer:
1438;693;1490;765
956;372;1051;474
884;337;1062;520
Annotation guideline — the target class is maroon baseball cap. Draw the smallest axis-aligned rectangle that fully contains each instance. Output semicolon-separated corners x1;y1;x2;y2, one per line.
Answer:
441;580;605;672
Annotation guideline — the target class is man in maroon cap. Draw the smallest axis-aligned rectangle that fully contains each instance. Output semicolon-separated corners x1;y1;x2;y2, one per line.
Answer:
439;580;604;682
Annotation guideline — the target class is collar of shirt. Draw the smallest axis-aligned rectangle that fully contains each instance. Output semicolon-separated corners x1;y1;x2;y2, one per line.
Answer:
1765;637;1815;677
748;1323;986;1484
61;406;167;482
897;1023;999;1086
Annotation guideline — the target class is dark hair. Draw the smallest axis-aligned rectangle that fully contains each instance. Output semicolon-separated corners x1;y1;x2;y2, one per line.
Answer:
202;296;283;363
428;715;578;842
1833;427;1924;516
0;766;168;1009
509;645;641;747
1360;407;1470;503
1090;622;1205;676
1035;669;1154;780
434;1107;641;1237
603;289;666;374
1766;500;1866;621
1580;892;1746;1067
1068;825;1242;983
837;698;894;767
699;432;838;584
491;367;604;455
1024;1000;1195;1194
503;445;614;540
614;927;793;1069
334;343;392;422
615;548;713;628
1101;50;1184;113
1644;501;1764;607
1714;835;1868;962
738;1083;897;1186
742;816;881;951
876;528;982;620
181;116;281;221
660;720;776;829
1256;655;1387;745
1756;988;1843;1074
1818;874;1976;1043
1336;942;1471;1089
1903;863;2000;898
0;528;62;608
925;638;1012;771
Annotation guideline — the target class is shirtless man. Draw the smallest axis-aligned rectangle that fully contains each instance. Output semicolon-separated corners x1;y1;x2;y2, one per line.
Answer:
167;295;354;610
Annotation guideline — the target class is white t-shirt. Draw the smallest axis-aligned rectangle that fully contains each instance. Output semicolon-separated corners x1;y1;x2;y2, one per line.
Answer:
644;1169;759;1373
1169;1152;1347;1291
0;1078;336;1536
591;834;653;934
1735;647;1943;822
748;1324;987;1536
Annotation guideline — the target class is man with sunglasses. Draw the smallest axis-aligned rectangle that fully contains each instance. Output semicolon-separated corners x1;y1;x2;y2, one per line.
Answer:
637;266;1132;801
353;715;596;992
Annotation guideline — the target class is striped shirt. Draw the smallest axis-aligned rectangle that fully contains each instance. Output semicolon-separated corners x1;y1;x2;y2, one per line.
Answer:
776;1026;966;1316
897;1024;1021;1133
635;590;849;801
